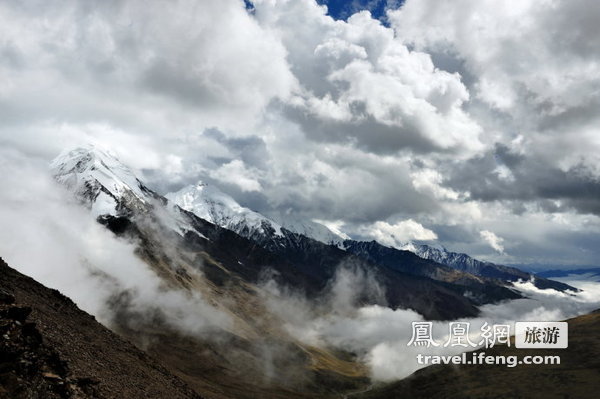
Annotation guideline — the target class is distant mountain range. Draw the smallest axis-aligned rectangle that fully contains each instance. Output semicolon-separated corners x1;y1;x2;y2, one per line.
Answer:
409;244;574;291
165;160;573;294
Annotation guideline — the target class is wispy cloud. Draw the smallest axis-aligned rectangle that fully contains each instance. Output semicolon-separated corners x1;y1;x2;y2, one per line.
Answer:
480;230;505;254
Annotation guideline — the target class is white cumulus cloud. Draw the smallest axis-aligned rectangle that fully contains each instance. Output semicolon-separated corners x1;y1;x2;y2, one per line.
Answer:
367;219;438;247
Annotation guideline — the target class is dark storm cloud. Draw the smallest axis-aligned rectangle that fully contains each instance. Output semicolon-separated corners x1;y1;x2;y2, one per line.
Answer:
427;224;479;247
537;98;600;133
282;103;450;155
506;228;600;266
203;128;270;170
445;144;600;215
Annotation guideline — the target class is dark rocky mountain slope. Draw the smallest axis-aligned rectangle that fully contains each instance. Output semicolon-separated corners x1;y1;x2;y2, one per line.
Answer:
0;257;201;399
413;244;574;292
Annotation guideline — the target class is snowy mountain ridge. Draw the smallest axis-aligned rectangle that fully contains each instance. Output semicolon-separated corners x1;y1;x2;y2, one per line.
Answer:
166;182;346;246
50;146;344;245
410;244;485;275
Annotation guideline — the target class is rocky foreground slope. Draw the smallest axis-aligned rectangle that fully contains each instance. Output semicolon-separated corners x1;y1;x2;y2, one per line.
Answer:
0;257;201;399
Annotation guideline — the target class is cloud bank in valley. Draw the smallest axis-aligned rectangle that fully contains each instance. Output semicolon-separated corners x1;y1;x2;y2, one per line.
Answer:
262;268;600;381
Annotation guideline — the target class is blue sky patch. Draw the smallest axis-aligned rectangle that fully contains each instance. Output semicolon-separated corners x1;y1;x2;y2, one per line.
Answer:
316;0;404;21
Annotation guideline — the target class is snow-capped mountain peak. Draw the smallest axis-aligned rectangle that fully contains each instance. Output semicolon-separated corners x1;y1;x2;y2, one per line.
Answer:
266;213;347;246
166;182;284;239
166;182;347;246
51;146;153;216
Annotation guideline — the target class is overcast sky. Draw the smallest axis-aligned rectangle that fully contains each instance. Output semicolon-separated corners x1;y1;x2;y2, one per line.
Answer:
1;0;599;268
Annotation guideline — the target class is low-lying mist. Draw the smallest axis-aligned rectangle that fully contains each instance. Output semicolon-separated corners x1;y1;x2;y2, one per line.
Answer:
260;265;600;381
